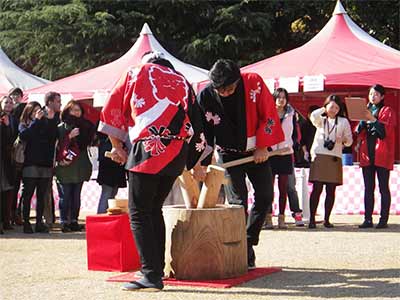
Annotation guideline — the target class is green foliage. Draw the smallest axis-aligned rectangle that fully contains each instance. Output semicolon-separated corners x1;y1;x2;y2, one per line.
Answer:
0;0;398;80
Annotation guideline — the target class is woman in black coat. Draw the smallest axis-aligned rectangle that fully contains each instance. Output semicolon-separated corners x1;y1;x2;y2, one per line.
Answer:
0;96;15;233
96;132;127;213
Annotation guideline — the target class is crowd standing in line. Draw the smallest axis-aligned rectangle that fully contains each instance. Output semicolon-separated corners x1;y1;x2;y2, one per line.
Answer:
0;81;395;238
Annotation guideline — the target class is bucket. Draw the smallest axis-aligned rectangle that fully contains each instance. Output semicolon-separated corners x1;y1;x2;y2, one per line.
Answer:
342;153;353;166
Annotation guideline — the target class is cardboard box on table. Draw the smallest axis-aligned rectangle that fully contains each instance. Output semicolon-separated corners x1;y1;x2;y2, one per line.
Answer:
86;213;141;272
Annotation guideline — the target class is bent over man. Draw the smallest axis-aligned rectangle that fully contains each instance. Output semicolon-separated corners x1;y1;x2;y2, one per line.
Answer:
196;59;284;269
99;54;205;291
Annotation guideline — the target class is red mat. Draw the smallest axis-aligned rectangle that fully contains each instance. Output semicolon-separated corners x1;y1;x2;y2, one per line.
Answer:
106;267;282;288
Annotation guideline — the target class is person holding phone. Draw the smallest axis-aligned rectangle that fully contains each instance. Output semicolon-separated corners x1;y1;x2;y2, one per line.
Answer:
356;84;396;229
18;101;58;233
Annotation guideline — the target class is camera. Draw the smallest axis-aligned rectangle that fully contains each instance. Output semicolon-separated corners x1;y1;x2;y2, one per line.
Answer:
323;139;335;151
42;107;48;117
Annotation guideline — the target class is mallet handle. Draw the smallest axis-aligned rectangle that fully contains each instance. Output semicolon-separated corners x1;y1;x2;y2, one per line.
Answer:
221;147;291;169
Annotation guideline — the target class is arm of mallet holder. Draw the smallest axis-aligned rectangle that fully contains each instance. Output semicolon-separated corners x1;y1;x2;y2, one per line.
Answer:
196;147;290;209
219;147;291;169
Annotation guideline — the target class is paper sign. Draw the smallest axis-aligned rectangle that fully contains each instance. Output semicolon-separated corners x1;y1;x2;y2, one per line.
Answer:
303;75;324;92
264;78;276;93
93;90;110;107
278;77;299;93
345;97;368;121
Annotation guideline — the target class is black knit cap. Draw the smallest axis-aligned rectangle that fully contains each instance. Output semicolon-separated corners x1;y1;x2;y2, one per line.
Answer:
209;59;241;89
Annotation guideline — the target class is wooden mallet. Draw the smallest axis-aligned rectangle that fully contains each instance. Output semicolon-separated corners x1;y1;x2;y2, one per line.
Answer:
196;147;290;209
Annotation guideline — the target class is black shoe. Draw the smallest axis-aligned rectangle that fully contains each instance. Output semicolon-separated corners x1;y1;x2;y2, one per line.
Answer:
121;277;163;291
3;222;14;230
323;222;334;228
61;223;72;233
308;222;316;229
35;223;49;233
69;222;83;232
375;222;388;229
247;245;256;270
359;220;373;228
23;222;34;234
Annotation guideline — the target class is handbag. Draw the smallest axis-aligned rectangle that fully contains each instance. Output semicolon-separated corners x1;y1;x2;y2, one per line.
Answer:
57;135;80;166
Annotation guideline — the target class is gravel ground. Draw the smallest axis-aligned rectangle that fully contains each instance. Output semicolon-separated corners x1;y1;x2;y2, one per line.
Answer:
1;214;399;300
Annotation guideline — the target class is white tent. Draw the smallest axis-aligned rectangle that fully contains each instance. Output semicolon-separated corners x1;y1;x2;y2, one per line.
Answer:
0;48;50;95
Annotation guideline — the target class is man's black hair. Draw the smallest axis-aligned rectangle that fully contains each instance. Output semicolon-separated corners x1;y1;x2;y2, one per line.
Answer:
209;59;241;89
8;87;23;97
146;57;175;70
44;91;61;106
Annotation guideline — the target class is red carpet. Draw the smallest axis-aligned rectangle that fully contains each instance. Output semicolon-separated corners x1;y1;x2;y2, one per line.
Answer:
107;267;282;288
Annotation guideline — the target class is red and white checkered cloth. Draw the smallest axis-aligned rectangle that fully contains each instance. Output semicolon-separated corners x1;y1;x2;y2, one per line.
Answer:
27;165;400;215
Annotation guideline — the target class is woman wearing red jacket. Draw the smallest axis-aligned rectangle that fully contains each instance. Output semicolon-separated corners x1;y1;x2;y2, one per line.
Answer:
356;84;396;229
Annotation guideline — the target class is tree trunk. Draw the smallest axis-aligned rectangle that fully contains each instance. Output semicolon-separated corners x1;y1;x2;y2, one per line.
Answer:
164;204;247;280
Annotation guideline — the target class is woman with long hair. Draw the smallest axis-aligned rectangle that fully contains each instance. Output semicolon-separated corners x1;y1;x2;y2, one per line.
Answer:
19;101;58;233
356;84;396;229
55;100;95;232
308;95;353;229
265;88;302;228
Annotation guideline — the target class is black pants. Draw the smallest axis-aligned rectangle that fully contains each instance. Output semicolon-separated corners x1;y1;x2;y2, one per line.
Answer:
226;160;273;246
287;172;302;215
128;171;176;282
22;177;51;224
362;166;391;223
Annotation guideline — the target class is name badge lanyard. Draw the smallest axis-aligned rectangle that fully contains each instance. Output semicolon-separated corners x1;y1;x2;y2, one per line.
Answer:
323;117;338;141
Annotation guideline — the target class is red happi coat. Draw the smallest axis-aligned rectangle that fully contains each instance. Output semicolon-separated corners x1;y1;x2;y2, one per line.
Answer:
242;73;285;149
198;72;284;157
99;63;205;175
357;106;396;170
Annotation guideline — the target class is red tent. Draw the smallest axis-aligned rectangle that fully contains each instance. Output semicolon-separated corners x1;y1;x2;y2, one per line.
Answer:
26;23;209;106
242;0;400;161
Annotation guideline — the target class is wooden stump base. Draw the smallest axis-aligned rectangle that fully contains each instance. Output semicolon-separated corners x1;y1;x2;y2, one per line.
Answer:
163;204;247;280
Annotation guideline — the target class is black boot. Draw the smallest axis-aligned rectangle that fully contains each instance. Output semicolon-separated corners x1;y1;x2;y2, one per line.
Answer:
375;218;388;229
247;244;256;270
23;221;34;234
359;220;373;228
